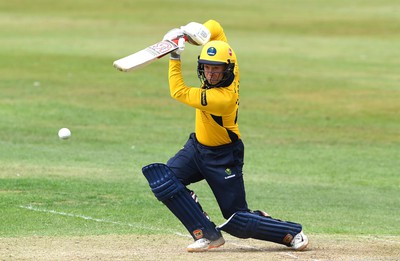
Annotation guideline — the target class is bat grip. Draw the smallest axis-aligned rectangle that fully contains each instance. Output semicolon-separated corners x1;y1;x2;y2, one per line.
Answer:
172;35;188;44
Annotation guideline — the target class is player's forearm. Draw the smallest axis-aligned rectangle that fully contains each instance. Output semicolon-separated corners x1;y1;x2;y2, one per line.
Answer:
168;60;202;107
168;60;188;100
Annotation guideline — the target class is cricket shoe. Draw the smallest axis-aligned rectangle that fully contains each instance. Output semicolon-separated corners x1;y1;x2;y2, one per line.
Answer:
290;231;309;251
187;236;225;252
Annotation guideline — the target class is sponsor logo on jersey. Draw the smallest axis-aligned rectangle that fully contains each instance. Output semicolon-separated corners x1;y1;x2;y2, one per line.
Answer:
201;89;207;106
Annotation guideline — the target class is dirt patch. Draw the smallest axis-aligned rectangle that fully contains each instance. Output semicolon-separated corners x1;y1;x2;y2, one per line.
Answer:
1;234;399;260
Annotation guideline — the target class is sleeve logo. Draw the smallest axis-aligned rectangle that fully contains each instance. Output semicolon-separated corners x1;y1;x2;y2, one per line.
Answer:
201;90;208;106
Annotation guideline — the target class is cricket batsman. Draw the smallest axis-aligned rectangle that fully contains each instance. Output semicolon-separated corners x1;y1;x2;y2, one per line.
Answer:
142;19;309;252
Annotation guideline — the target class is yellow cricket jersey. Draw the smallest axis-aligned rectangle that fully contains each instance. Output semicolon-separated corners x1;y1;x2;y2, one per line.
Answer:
168;20;241;147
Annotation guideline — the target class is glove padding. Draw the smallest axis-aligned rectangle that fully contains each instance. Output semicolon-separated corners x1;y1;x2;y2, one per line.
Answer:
163;28;184;41
180;22;210;46
170;37;185;60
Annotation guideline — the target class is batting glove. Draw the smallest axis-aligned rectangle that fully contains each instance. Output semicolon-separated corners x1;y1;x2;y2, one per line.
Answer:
180;22;211;46
170;37;185;60
163;28;184;41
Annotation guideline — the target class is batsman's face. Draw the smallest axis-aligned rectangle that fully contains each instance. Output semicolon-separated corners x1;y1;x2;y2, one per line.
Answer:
204;64;226;85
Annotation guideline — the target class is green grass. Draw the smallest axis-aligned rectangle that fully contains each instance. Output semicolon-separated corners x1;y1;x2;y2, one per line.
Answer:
1;0;399;238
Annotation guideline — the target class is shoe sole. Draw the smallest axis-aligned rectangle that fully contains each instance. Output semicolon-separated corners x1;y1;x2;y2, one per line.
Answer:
294;242;308;251
187;239;225;252
293;237;309;251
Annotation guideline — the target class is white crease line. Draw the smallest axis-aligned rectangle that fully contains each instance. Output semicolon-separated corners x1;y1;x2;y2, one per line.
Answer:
19;205;188;237
20;205;291;251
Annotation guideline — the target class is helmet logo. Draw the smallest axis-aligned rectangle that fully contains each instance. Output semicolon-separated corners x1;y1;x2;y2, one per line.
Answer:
228;48;232;56
207;47;217;56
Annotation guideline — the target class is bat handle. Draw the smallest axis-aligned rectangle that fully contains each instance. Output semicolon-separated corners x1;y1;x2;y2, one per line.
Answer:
172;35;188;44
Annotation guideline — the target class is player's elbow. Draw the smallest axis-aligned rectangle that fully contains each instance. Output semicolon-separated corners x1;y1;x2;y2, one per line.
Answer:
169;88;181;99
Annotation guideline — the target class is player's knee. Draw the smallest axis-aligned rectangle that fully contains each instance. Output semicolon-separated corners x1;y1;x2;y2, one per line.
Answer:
220;207;238;220
142;163;184;201
221;206;248;220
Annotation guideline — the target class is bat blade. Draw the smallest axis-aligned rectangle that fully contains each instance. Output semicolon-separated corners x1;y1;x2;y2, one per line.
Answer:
113;40;178;72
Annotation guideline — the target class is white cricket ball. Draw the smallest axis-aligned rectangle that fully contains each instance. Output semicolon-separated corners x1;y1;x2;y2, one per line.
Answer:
58;128;71;139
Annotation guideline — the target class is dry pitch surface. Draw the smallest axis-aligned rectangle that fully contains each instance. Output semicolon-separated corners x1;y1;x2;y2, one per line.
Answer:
1;234;399;260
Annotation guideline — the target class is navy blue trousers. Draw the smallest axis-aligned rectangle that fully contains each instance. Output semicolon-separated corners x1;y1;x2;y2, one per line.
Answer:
167;133;249;219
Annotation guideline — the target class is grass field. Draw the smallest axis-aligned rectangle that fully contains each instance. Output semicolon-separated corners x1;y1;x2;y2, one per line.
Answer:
1;0;400;259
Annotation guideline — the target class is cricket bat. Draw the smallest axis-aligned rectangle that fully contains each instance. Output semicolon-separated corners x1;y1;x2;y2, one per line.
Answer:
113;38;182;72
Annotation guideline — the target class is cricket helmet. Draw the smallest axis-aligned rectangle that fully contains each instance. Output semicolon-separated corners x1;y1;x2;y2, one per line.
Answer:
197;40;236;88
